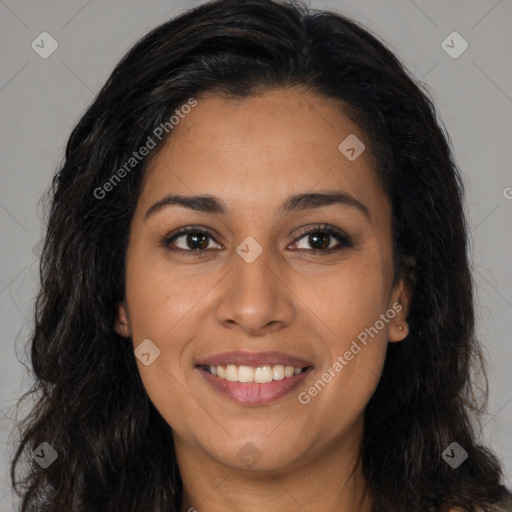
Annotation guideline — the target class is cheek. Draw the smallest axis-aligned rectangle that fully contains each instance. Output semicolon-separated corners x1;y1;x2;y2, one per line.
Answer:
124;249;214;342
300;251;391;343
299;253;391;411
125;265;204;432
300;289;389;437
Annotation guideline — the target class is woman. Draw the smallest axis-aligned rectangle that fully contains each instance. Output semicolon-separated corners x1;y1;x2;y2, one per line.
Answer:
10;0;512;510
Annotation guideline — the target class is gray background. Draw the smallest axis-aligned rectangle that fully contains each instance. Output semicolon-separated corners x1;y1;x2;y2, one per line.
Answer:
1;0;511;508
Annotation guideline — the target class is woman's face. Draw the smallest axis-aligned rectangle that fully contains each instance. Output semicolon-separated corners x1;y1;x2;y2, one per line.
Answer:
116;87;410;472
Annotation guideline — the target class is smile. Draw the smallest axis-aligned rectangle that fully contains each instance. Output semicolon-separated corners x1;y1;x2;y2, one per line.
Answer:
200;364;307;383
196;364;313;405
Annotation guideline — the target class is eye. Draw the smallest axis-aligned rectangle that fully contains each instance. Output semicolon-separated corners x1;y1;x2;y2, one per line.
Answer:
162;223;354;256
163;227;222;255
290;223;354;254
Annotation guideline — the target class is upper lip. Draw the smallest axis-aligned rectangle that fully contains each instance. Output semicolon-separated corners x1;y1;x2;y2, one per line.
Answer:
196;351;313;368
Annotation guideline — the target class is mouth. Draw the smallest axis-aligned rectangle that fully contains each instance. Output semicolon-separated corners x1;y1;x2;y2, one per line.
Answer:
195;351;314;405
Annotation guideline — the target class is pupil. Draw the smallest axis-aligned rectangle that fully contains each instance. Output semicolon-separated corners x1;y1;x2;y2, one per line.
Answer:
188;233;208;250
309;233;329;249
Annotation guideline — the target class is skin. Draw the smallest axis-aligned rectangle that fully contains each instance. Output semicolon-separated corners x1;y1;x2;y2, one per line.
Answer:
115;87;412;512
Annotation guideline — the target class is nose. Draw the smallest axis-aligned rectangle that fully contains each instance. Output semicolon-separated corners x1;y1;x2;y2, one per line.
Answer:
215;244;295;336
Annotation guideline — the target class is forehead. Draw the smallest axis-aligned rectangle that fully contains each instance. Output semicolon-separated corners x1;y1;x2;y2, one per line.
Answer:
139;88;388;222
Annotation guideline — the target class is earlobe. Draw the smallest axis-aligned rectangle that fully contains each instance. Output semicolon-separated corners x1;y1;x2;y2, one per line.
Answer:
114;301;131;338
389;319;409;343
388;274;413;343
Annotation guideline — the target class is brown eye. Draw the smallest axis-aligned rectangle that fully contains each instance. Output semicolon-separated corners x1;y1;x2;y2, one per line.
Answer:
291;224;354;253
298;232;333;250
163;227;222;254
178;232;210;250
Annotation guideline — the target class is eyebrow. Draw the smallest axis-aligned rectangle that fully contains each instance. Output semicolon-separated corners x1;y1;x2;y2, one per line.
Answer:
144;190;370;220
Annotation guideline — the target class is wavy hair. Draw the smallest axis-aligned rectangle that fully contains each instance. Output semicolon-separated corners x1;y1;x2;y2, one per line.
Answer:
10;0;511;510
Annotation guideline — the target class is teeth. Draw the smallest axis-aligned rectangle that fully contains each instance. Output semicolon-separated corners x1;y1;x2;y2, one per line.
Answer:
225;364;238;382
254;366;273;383
205;364;306;383
273;365;285;380
238;365;254;382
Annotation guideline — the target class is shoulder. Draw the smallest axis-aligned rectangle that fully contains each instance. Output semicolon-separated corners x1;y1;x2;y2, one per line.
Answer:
446;491;512;512
477;491;512;512
485;491;512;512
488;492;512;511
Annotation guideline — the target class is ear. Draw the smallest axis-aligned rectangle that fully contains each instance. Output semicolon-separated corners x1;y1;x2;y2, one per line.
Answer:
388;257;414;343
114;300;131;338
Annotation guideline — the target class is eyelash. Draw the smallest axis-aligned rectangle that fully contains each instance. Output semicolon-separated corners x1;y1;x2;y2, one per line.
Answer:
162;223;354;256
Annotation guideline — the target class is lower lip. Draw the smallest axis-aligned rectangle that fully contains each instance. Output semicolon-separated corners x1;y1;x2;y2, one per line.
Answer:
197;366;312;405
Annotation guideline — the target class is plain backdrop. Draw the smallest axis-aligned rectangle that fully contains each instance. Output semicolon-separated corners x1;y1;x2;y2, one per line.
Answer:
1;0;511;508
